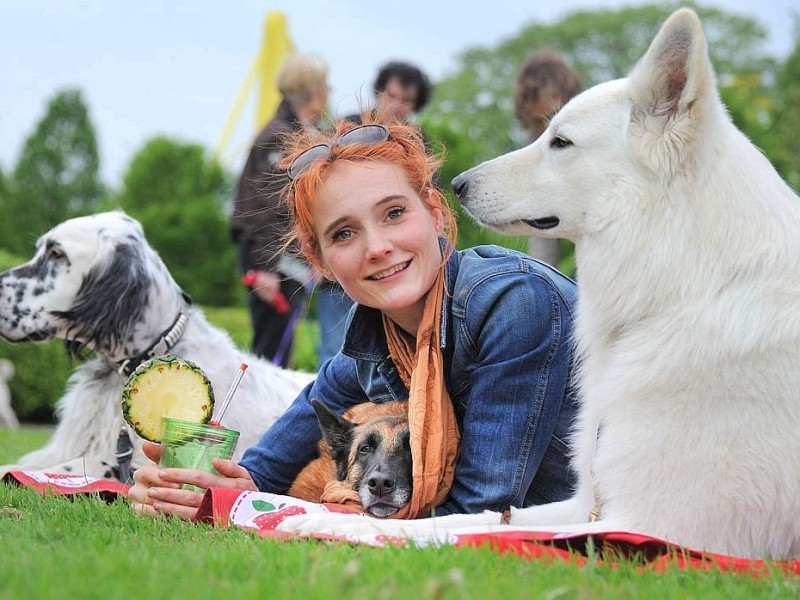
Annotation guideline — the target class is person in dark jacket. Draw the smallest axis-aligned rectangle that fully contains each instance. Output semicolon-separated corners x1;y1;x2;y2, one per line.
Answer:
230;53;329;366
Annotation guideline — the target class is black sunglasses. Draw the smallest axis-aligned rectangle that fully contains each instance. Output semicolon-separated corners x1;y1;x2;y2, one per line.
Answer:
286;124;391;181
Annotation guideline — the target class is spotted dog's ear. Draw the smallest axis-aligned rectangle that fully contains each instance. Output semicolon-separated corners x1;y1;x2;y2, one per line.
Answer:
55;241;152;360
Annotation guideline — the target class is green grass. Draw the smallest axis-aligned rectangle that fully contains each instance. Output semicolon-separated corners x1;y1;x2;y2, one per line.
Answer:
0;426;53;462
1;429;797;599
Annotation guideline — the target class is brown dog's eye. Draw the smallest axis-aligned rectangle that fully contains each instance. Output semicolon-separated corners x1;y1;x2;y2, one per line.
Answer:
358;444;373;455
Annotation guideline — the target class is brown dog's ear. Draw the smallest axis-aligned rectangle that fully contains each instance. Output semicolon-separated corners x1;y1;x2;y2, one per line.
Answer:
310;399;354;481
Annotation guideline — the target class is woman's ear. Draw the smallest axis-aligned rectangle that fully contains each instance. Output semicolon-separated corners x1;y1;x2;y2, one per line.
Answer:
426;189;445;235
305;246;335;281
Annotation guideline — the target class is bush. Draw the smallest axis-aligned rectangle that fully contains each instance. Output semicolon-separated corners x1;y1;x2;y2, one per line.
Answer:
0;341;74;423
0;248;27;270
0;249;73;422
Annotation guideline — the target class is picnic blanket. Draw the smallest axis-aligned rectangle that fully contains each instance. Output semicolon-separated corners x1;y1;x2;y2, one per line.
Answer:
3;470;130;502
4;470;800;577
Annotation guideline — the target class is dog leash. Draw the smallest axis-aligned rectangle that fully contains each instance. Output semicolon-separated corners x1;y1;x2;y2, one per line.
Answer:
115;425;134;484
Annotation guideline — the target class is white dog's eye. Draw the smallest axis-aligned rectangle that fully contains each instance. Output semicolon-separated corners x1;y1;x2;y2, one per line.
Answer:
550;136;573;149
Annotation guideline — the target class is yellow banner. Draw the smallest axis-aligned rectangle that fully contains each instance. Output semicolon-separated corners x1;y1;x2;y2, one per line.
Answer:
216;11;295;160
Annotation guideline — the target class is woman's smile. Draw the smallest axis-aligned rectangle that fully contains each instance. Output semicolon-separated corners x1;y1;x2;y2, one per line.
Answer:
367;260;411;281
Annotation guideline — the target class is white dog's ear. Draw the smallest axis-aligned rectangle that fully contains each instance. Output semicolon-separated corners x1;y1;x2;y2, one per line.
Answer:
628;9;717;171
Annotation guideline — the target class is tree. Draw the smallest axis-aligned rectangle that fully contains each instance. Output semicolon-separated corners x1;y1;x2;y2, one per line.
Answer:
6;89;103;254
116;136;239;306
769;19;800;190
0;168;8;249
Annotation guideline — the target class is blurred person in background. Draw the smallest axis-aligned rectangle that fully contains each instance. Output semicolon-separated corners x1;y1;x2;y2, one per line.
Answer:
230;53;330;367
352;60;433;125
513;50;581;269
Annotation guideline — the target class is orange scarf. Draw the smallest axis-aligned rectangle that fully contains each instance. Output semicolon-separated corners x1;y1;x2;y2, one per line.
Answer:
320;267;460;518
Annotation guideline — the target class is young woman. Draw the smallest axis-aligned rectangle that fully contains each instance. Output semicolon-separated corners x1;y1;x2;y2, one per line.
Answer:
128;121;579;522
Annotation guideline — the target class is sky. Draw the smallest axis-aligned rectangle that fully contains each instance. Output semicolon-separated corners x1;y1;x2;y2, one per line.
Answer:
1;0;796;187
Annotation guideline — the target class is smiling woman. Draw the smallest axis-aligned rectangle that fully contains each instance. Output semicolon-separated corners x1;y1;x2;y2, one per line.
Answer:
128;119;580;523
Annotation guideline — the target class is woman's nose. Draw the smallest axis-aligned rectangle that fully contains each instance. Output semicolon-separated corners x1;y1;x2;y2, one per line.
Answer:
364;229;392;259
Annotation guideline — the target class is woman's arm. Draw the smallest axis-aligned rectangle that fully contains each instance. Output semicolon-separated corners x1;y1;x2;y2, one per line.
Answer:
238;352;368;493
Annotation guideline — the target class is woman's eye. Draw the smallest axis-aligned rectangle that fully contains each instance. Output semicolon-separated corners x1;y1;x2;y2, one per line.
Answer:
387;206;405;220
332;229;352;243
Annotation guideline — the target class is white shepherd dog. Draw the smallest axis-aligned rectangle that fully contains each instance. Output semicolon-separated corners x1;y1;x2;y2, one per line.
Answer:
277;8;800;559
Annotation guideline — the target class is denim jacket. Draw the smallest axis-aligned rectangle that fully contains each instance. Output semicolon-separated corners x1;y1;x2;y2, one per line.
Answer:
240;244;579;515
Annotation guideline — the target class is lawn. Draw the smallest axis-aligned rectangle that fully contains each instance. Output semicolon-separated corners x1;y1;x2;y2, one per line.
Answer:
1;428;797;599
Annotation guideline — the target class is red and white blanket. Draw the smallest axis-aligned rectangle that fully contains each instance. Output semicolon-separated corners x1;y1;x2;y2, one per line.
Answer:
3;470;130;501
5;470;799;576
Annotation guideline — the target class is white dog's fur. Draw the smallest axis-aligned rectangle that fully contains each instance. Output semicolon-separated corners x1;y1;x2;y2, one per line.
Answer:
275;9;800;559
0;359;19;429
0;212;313;480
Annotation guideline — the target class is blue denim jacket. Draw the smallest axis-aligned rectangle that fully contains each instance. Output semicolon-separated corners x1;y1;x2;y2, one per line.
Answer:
240;244;579;515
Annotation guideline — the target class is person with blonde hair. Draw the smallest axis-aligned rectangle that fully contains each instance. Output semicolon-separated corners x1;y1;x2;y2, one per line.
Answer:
230;52;330;366
130;120;578;522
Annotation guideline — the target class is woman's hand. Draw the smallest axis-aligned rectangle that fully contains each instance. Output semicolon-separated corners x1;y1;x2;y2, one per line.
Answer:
128;441;258;521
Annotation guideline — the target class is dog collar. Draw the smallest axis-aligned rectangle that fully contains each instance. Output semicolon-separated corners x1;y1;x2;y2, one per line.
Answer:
115;312;189;378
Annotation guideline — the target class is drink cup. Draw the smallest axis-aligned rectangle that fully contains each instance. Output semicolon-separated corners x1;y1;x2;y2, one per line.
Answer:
159;417;240;492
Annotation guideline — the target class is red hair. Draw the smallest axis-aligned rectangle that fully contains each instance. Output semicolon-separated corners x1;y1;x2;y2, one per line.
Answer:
280;120;457;270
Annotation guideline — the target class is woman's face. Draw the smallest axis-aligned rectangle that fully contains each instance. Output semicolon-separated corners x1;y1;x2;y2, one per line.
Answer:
312;160;444;334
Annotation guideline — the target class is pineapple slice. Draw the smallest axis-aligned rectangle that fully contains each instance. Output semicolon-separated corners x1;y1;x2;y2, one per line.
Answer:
121;354;214;442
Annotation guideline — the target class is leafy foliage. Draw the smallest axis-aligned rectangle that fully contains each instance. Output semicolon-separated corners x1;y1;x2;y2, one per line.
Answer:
6;89;105;255
0;341;73;422
769;25;800;189
115;137;239;306
422;2;777;169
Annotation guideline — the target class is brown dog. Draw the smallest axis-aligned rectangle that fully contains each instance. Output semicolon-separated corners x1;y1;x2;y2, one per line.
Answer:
288;400;411;518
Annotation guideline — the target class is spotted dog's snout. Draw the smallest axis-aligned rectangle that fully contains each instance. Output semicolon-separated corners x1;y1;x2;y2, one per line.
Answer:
0;275;38;341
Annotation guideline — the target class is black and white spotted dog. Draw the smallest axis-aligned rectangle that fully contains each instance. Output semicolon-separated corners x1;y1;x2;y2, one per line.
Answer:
0;211;314;481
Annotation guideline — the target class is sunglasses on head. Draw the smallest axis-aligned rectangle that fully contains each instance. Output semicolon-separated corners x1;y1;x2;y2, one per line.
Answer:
286;124;391;181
